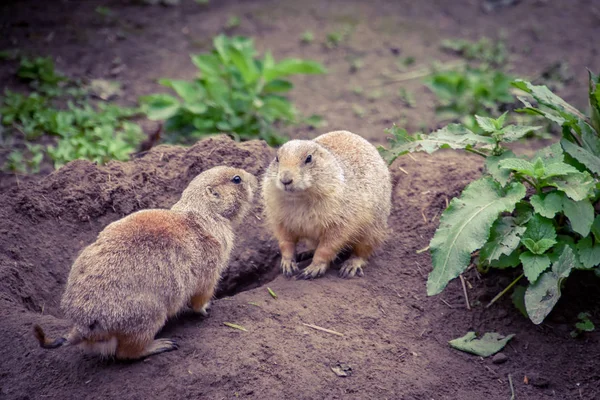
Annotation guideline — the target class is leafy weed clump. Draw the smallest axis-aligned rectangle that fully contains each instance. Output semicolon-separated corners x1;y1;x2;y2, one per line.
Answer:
140;35;326;145
1;57;143;173
426;37;524;134
380;71;600;325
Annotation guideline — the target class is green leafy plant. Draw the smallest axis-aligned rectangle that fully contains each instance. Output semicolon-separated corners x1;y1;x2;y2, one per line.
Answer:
17;57;67;96
1;57;143;172
140;35;326;145
425;66;514;132
571;312;595;337
441;37;508;67
380;72;600;324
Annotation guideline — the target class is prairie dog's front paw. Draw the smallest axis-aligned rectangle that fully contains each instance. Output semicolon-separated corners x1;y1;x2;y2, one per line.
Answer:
197;301;211;317
297;262;328;280
339;258;365;279
281;258;299;277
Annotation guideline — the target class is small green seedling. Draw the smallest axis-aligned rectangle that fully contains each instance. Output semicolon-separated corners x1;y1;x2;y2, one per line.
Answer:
571;312;595;337
300;31;314;44
225;15;241;30
267;287;277;299
398;88;416;108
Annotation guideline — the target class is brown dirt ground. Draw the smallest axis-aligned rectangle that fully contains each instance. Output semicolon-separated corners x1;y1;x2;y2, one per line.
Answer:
1;0;600;399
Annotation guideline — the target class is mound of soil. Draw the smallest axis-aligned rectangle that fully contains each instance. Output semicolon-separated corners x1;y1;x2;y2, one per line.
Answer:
1;136;599;400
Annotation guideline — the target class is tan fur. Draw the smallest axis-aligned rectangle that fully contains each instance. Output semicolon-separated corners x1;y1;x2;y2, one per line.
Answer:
262;130;392;279
34;166;257;360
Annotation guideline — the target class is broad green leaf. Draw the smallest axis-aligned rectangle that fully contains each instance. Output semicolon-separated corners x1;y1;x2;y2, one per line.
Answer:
498;125;542;142
261;96;297;121
520;252;551;282
485;151;515;187
228;46;260;84
525;246;576;324
591;216;600;242
263;59;327;82
561;139;600;176
498;158;535;177
381;124;494;163
562;197;594;236
514;201;533;226
521;239;556;255
263;79;293;93
191;53;222;77
511;285;528;318
159;79;204;102
213;34;229;63
513;79;587;125
182;102;208;114
479;216;526;264
547;171;595;201
475;115;497;133
530;192;563;219
522;214;557;243
535;142;564;166
576;236;600;269
490;250;521;269
427;177;526;295
448;332;515;357
139;93;180;120
541;161;579;179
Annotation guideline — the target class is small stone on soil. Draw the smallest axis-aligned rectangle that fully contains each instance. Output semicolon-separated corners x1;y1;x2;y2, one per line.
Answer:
331;363;352;377
492;352;508;364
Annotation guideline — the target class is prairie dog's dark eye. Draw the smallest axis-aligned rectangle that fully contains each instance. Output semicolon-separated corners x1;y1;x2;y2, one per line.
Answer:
231;175;242;184
305;154;312;164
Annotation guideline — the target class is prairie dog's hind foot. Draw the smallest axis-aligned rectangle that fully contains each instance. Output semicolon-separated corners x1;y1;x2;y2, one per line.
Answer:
116;338;179;360
339;257;366;278
281;258;299;277
297;261;328;280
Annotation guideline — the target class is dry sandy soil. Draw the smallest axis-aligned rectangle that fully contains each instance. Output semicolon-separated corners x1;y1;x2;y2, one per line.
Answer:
1;0;600;399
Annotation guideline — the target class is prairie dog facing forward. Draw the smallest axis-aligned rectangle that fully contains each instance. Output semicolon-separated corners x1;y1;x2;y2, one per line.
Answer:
262;130;392;280
34;166;257;360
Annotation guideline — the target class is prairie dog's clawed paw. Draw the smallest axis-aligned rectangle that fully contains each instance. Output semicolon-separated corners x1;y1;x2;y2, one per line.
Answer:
150;339;179;355
281;258;299;277
339;258;365;279
297;262;328;280
198;301;211;317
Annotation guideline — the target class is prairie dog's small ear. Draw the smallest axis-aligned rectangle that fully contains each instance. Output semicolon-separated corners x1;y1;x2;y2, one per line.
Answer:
207;186;220;199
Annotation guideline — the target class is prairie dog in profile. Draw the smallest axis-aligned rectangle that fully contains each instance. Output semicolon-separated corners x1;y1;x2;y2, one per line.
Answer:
262;130;392;279
34;166;257;360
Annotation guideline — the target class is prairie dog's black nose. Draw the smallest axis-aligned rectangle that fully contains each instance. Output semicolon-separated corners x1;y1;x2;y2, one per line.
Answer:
279;171;293;185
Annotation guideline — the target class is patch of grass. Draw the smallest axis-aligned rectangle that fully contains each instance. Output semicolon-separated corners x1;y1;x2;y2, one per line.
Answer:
398;88;416;108
1;57;142;173
441;37;508;67
352;104;366;118
140;35;327;145
300;31;314;44
225;15;241;30
396;56;416;71
325;24;354;49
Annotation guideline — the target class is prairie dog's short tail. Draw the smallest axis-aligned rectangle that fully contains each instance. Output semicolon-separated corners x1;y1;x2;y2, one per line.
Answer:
34;325;83;349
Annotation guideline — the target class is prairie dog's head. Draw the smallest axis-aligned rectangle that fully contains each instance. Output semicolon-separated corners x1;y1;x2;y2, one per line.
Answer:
265;139;344;195
174;166;257;223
